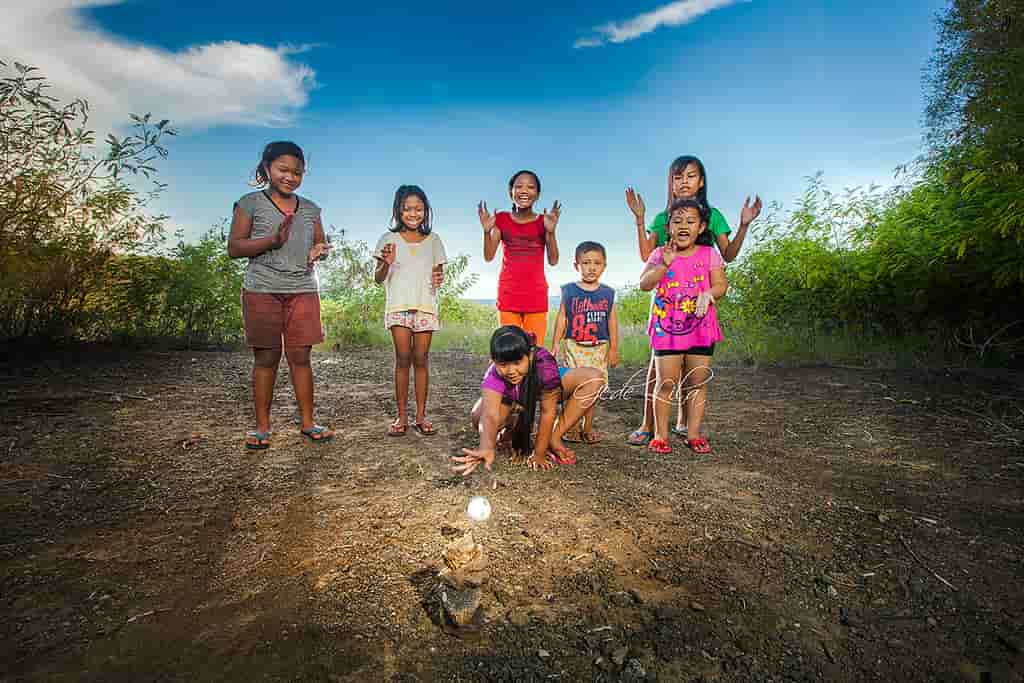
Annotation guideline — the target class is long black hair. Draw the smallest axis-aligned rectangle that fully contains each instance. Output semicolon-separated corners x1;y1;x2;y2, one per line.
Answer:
489;325;539;455
666;155;708;212
389;184;433;235
253;141;305;187
668;197;714;247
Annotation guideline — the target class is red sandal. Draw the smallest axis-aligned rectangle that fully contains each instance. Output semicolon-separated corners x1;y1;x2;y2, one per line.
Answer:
648;438;672;455
685;438;712;454
547;444;577;465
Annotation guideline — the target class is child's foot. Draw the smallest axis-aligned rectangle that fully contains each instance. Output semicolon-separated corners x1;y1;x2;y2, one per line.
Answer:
685;438;712;454
413;418;436;436
580;430;603;444
547;443;577;465
672;423;708;437
562;427;583;443
648;438;672;455
244;430;271;450
496;428;514;451
388;418;408;437
627;430;653;446
526;451;555;471
301;425;334;443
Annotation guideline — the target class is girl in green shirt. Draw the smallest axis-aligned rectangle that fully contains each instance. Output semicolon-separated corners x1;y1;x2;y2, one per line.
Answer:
625;155;762;446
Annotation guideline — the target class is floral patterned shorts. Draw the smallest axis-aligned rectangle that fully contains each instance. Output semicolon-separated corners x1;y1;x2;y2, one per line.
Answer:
385;309;440;333
558;339;610;383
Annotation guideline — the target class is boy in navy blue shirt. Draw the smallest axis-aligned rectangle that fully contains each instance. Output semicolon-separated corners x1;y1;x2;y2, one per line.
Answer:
552;241;619;444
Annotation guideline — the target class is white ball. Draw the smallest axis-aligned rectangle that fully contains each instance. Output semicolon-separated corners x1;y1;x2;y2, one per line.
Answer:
467;496;492;522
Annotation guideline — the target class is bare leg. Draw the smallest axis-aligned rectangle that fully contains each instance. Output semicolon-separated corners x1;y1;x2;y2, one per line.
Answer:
637;352;656;433
683;355;713;441
252;347;282;434
284;345;315;430
411;331;433;425
550;368;606;452
653;355;683;443
390;326;413;428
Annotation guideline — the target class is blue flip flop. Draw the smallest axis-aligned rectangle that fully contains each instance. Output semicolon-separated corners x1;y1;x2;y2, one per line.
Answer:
301;425;334;443
245;430;270;450
627;430;653;446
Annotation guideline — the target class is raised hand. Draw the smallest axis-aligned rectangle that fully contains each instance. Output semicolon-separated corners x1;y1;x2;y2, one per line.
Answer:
452;447;495;477
543;200;562;234
626;187;646;222
380;242;396;265
431;266;444;289
271;212;295;248
740;195;763;227
695;290;715;317
477;201;496;232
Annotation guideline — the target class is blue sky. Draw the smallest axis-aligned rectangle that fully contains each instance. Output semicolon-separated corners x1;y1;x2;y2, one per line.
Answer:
4;0;947;297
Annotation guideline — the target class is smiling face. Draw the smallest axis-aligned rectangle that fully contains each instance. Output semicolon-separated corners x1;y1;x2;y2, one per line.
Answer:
266;154;304;196
668;206;706;250
400;194;426;231
575;249;606;285
671;162;705;201
494;355;530;385
509;173;539;211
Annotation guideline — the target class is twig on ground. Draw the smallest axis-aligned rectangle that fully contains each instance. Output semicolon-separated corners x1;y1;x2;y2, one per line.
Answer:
899;534;957;591
84;388;154;402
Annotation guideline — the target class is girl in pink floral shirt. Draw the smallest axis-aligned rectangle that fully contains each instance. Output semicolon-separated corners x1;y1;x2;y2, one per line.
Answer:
639;198;728;456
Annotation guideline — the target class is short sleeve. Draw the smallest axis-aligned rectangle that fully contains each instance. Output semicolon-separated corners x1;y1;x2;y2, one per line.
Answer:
706;245;724;270
604;285;616;307
372;233;392;260
233;193;259;219
708;207;732;236
432;234;448;267
481;364;507;394
534;348;562;391
647;212;668;247
646;246;665;268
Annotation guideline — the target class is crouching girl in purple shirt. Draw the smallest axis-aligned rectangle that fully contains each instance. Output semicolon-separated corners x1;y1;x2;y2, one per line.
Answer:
452;326;605;474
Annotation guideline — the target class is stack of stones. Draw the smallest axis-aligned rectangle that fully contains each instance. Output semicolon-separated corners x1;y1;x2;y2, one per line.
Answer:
438;532;489;629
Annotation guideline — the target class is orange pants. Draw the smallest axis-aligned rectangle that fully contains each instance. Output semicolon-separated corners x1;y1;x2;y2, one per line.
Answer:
499;311;548;349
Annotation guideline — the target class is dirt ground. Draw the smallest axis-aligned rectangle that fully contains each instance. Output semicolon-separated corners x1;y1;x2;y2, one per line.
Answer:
1;346;1022;682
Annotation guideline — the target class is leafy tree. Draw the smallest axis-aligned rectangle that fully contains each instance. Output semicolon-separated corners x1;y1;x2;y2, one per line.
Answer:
0;60;174;338
925;0;1024;162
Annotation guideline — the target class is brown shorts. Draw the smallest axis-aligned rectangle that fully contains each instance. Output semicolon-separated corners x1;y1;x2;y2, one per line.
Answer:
241;290;324;348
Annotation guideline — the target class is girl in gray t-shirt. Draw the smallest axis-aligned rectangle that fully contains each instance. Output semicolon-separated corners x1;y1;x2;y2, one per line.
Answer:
227;141;334;450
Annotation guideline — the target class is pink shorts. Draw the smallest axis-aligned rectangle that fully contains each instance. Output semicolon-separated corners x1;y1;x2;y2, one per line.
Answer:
385;309;440;333
241;290;324;348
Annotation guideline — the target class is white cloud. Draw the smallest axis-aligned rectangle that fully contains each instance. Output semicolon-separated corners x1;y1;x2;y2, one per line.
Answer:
0;0;317;133
575;0;749;48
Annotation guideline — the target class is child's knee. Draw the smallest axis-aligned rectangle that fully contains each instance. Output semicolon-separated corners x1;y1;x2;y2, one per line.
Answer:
253;348;282;368
284;346;311;367
394;350;413;369
412;351;429;368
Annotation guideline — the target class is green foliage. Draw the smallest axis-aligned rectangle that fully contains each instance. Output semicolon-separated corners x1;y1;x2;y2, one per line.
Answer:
0;61;174;339
616;284;651;327
79;229;244;346
925;0;1024;163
